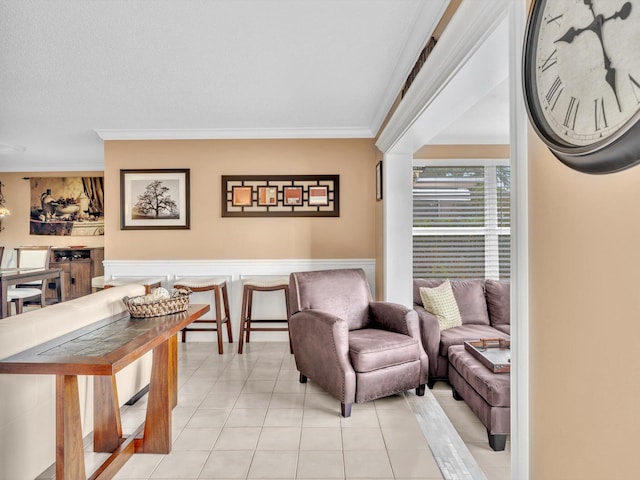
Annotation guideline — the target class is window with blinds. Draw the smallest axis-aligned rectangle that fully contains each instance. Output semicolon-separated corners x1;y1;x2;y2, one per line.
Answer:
413;163;510;280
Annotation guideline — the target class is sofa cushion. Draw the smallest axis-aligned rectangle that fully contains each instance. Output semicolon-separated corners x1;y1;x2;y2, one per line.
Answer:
349;328;419;373
439;324;509;357
450;280;491;325
419;280;462;331
414;279;490;326
494;324;510;335
485;280;510;327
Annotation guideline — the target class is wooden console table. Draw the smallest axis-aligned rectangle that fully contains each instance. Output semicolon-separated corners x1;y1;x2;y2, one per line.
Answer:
0;303;209;479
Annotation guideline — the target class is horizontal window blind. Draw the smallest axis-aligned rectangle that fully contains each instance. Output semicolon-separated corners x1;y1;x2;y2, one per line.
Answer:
413;235;485;279
413;164;510;280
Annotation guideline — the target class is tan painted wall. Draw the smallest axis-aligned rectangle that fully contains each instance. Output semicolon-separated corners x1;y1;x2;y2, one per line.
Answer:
529;130;640;478
0;172;105;251
104;138;377;260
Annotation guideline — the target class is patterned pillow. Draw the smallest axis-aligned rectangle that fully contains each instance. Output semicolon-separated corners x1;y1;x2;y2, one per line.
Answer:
419;280;462;331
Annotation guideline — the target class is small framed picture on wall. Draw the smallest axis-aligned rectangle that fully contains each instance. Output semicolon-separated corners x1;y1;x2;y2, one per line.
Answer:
284;186;303;205
376;161;383;201
120;169;190;230
232;186;253;206
308;186;329;206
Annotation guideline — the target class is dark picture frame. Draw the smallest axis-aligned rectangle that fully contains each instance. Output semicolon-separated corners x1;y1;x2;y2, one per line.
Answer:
283;186;303;205
221;175;339;217
232;186;253;206
308;185;329;206
258;186;278;206
120;169;190;230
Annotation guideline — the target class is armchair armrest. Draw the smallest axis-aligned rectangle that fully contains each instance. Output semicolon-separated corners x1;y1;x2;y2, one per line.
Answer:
369;302;415;336
414;305;442;379
370;302;428;386
289;309;355;404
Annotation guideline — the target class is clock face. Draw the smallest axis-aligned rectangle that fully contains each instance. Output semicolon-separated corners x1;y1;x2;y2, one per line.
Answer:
524;0;640;172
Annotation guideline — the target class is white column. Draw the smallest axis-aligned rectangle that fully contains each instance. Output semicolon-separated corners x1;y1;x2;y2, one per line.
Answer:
382;152;414;307
509;0;530;479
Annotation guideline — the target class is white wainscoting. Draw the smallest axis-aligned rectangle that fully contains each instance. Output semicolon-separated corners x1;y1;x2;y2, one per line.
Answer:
104;258;375;344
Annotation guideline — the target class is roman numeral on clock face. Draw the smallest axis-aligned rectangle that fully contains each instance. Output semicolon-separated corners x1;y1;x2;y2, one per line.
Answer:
546;76;563;110
540;49;557;72
594;97;608;131
563;97;579;130
630;74;640;104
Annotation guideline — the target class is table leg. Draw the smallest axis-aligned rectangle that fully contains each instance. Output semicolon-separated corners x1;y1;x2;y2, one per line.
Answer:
56;375;86;480
1;281;8;319
141;339;172;453
57;270;66;303
93;375;122;452
170;333;178;408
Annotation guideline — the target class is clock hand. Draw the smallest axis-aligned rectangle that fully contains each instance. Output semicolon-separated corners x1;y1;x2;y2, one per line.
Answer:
555;3;631;43
555;2;632;112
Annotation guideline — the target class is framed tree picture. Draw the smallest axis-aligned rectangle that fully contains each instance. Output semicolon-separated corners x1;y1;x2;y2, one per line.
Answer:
120;169;190;230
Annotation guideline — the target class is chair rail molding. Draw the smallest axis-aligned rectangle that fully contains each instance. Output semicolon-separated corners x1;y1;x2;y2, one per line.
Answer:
104;258;374;282
104;258;376;344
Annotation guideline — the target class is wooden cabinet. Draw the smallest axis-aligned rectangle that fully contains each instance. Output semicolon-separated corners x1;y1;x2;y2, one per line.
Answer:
46;247;104;300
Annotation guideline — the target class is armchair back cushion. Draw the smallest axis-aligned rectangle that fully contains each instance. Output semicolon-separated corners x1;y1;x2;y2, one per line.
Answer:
289;268;372;330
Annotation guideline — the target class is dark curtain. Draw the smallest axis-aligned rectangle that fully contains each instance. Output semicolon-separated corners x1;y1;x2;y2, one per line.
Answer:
82;177;104;215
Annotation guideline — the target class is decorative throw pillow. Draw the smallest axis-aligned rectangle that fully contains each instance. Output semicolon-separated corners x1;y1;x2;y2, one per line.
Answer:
419;280;462;331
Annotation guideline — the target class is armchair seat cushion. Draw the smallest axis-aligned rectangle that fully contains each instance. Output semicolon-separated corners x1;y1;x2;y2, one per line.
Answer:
439;324;508;357
349;328;420;373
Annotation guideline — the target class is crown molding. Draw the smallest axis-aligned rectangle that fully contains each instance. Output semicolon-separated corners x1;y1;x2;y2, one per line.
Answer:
94;127;375;141
369;0;450;136
375;0;511;153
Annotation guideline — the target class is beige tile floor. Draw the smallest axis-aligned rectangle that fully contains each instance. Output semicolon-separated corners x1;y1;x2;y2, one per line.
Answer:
111;341;443;480
39;340;510;479
430;382;511;480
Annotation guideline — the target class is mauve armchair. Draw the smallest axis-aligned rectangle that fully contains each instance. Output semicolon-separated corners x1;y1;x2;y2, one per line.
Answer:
288;268;428;417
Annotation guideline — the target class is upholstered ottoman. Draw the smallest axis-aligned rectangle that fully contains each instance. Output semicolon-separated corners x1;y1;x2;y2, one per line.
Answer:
448;344;510;451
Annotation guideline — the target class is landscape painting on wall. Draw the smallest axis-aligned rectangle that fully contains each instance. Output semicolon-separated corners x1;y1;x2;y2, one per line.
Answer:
30;177;105;236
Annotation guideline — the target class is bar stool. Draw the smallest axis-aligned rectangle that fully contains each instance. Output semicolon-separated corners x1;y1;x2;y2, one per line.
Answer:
238;275;291;354
173;276;232;354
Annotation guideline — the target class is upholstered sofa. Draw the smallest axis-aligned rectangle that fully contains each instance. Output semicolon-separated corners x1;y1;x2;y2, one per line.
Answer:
412;279;510;387
0;284;152;480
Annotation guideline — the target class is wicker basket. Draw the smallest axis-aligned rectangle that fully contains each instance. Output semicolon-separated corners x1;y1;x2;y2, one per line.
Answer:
123;288;192;318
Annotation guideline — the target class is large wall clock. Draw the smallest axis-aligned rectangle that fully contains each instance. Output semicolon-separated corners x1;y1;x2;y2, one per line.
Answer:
523;0;640;174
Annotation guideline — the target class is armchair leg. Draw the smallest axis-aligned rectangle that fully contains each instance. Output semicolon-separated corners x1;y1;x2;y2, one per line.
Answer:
299;373;307;384
341;402;352;418
427;378;437;389
416;384;426;396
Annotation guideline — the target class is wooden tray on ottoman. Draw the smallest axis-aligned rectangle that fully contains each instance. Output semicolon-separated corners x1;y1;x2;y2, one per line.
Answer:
464;338;511;373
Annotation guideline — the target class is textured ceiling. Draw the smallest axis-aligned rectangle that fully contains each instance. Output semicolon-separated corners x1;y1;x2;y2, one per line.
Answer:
0;0;452;171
